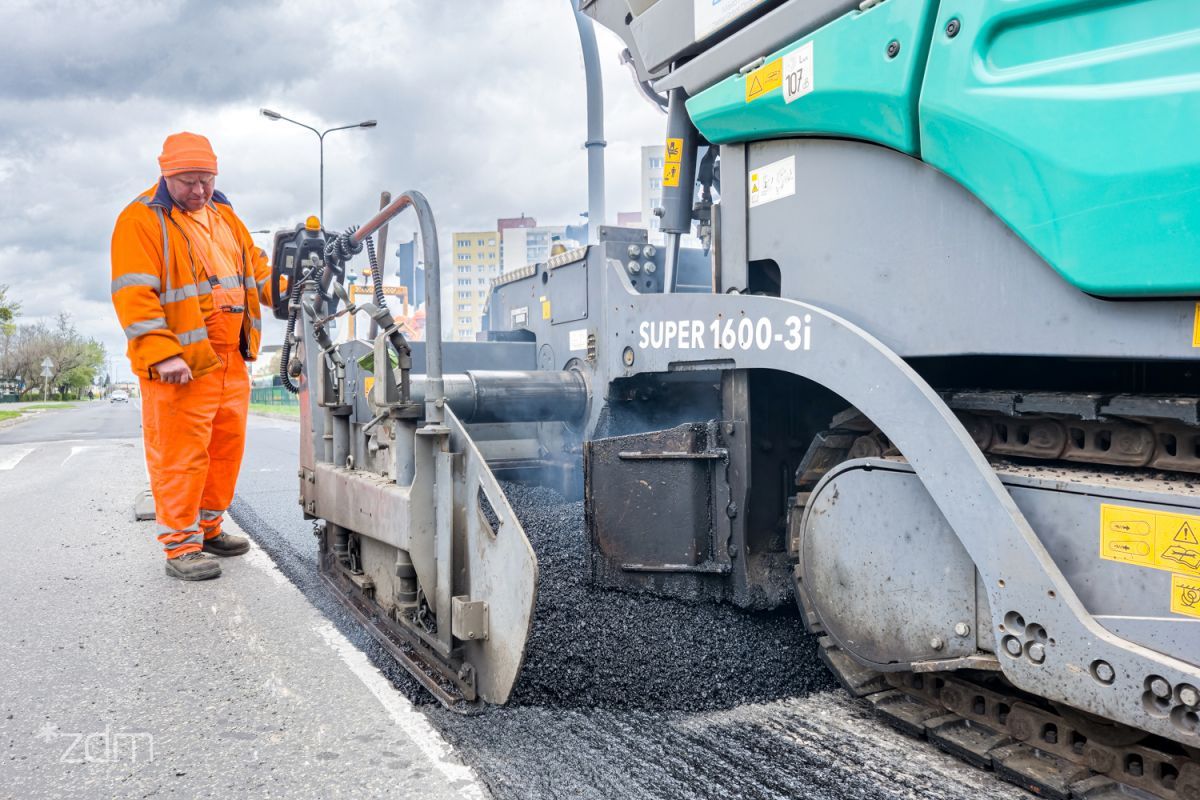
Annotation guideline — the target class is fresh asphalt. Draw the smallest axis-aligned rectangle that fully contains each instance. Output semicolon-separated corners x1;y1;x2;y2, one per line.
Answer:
231;408;1029;800
0;402;484;799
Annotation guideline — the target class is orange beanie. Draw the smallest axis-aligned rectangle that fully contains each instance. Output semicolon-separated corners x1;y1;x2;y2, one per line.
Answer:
158;132;218;176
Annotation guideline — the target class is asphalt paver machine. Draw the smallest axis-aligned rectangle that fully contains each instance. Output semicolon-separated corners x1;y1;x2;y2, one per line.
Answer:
271;1;1200;795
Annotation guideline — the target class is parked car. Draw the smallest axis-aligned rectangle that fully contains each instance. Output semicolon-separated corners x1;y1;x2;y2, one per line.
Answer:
110;390;129;403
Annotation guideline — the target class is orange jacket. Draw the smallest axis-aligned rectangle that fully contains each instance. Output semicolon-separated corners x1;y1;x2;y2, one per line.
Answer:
111;179;271;379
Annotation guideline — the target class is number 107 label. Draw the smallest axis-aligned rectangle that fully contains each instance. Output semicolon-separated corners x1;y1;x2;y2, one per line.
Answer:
783;41;814;104
638;315;813;352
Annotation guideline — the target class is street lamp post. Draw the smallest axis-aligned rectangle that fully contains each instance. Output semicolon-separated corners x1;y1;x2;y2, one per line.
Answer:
259;108;377;225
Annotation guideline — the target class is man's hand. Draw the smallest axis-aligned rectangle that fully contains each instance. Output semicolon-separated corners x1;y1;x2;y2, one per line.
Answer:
152;356;193;384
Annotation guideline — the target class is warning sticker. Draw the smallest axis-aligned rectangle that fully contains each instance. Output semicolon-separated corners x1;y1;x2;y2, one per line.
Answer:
540;296;551;320
748;155;796;209
663;138;683;187
1172;574;1200;618
1101;503;1200;577
663;161;681;188
1192;302;1200;347
744;58;782;103
782;41;814;104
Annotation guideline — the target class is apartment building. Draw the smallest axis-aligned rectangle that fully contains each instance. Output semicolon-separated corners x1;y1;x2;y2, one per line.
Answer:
450;230;501;341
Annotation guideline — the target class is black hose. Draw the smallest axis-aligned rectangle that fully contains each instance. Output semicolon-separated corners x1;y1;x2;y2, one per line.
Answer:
278;226;409;397
278;250;326;395
325;226;363;270
279;272;305;394
278;232;349;395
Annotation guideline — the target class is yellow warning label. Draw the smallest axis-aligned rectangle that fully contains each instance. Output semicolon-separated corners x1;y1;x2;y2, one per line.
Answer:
662;161;681;188
1171;573;1200;619
664;137;683;164
364;376;375;396
540;296;551;320
744;58;782;102
1101;503;1200;577
1192;302;1200;347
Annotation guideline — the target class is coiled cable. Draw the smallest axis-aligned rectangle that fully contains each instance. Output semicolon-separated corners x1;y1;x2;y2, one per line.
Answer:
364;235;386;310
279;271;305;394
279;252;326;395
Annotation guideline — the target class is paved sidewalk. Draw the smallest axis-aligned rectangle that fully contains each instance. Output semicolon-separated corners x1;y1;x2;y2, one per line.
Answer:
0;426;485;799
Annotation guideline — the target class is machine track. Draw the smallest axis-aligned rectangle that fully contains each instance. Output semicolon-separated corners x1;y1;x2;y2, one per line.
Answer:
318;542;483;714
828;390;1200;477
816;637;1200;800
793;390;1200;800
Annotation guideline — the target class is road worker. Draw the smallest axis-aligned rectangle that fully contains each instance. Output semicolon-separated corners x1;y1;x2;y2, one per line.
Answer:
110;132;271;581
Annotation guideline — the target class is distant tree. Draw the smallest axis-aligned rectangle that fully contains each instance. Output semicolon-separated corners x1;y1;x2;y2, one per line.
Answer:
266;349;282;380
7;313;106;399
61;340;106;399
0;284;19;377
0;284;17;327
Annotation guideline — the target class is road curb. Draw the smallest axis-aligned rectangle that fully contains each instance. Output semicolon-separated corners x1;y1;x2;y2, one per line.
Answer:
0;409;45;431
250;409;300;422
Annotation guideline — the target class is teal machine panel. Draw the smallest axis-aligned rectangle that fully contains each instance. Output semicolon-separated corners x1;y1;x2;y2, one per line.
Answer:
686;0;939;155
689;0;1200;298
921;0;1200;297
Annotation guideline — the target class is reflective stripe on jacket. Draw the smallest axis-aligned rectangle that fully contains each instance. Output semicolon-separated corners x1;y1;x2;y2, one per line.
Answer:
110;179;271;379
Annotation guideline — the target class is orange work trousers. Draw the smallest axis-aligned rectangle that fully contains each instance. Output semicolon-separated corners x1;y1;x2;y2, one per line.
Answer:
140;347;250;559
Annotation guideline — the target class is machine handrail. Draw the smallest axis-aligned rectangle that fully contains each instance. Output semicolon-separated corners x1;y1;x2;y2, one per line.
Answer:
348;190;444;423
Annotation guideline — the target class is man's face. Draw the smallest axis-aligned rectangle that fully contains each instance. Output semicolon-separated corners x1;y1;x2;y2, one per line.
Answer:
164;171;216;212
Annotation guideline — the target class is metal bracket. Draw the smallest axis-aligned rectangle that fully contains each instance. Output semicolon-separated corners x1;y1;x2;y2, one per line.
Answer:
910;654;1003;674
452;596;490;641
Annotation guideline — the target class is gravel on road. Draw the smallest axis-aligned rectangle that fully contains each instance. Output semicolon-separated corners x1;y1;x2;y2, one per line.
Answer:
499;483;837;711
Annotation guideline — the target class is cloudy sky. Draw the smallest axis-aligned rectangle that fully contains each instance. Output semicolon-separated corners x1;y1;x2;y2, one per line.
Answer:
0;0;664;382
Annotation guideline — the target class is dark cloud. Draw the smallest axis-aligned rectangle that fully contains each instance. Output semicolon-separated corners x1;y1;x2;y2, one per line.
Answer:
0;0;315;103
0;0;665;381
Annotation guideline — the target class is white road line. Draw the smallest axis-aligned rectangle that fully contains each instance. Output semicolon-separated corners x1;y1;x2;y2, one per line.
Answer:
312;622;486;798
61;445;99;465
0;446;36;471
227;516;485;796
241;544;291;587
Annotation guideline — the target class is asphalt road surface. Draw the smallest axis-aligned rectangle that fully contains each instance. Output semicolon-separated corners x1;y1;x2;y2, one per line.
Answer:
232;410;1031;800
0;401;1030;799
0;402;484;799
0;400;141;443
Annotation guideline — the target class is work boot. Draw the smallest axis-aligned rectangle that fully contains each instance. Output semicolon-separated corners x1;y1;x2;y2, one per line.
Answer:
165;551;221;581
202;532;250;557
